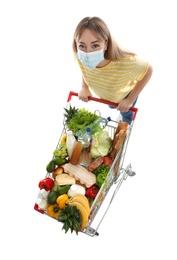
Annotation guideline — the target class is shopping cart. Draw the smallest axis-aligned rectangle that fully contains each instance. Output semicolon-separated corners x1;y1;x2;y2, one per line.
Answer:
34;91;138;237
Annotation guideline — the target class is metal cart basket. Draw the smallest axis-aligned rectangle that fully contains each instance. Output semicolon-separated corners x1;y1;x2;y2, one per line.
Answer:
34;91;138;237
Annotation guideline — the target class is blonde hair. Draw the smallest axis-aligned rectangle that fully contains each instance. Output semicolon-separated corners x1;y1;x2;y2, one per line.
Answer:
72;16;135;61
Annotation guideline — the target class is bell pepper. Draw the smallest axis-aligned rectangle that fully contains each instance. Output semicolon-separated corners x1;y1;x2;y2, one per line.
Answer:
56;194;68;209
61;135;67;145
38;177;54;191
47;204;60;218
86;184;99;199
57;185;70;195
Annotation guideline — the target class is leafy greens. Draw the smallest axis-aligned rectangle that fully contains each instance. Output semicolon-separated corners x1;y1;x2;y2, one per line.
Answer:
67;108;99;134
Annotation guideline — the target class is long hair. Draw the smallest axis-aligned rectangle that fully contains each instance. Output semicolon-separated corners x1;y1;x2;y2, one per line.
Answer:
72;16;135;61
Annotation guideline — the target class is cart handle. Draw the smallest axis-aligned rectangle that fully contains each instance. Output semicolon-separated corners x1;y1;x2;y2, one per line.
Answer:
67;91;138;121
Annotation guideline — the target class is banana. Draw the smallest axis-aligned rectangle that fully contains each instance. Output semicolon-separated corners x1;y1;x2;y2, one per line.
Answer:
72;194;90;205
66;194;90;216
68;201;89;229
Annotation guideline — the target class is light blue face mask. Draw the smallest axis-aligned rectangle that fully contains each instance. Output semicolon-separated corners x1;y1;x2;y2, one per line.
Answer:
77;49;104;69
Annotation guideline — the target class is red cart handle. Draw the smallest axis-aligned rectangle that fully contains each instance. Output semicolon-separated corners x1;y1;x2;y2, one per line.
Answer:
67;91;138;121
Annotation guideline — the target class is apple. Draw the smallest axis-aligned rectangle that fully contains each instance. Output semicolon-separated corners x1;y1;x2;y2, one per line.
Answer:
52;166;63;179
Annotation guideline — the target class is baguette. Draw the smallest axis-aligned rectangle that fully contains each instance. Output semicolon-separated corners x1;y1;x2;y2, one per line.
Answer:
109;121;128;160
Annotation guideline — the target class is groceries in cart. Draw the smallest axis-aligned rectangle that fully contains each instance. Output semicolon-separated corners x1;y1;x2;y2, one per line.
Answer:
34;93;133;236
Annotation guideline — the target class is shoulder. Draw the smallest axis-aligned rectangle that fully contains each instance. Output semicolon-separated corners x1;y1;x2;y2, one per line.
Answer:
119;55;147;63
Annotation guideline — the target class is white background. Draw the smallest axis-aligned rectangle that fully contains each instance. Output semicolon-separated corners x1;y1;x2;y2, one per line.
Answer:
0;1;177;259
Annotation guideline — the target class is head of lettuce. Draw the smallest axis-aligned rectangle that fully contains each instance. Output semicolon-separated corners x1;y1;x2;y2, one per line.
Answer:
91;130;112;159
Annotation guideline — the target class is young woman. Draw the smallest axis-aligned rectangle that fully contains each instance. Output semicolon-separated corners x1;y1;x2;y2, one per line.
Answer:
72;16;153;124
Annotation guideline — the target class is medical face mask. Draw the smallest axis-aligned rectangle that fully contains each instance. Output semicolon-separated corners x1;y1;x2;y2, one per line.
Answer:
77;49;104;69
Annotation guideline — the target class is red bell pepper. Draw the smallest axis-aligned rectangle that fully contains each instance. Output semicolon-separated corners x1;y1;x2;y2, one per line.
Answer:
38;177;54;191
86;184;99;199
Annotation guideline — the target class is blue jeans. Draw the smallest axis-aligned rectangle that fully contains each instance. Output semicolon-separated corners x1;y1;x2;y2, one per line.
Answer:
109;95;138;125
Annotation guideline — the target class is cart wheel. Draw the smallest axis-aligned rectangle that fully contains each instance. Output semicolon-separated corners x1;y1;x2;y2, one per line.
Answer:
84;227;99;237
126;164;136;177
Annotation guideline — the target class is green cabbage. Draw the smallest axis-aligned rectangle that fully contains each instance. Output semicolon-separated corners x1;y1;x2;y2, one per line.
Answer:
91;130;112;158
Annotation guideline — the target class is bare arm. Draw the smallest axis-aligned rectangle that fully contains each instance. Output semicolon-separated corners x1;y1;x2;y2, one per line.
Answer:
78;77;92;102
117;64;153;112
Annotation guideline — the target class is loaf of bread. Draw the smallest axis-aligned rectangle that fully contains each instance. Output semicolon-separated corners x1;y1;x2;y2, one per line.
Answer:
109;121;128;160
55;173;76;185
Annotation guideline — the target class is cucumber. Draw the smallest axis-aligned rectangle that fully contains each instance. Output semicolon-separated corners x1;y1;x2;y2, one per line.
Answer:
46;160;55;173
52;157;67;166
47;190;58;205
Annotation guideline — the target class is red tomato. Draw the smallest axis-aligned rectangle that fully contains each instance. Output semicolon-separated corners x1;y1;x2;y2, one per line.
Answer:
103;156;113;166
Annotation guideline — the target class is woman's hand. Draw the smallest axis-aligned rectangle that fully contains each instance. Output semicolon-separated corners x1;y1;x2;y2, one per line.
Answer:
78;89;92;102
78;78;92;102
117;98;133;112
117;64;153;112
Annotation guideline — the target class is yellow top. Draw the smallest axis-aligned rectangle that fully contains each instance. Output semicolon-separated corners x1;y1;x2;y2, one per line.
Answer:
76;55;149;103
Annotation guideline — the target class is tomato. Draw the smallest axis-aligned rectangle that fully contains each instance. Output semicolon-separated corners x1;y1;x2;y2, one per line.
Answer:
103;156;113;166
